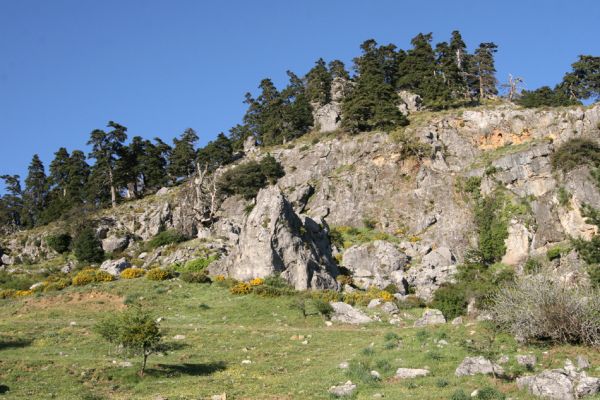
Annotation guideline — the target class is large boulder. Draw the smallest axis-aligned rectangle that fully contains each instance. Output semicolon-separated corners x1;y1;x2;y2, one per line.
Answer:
413;309;446;327
342;240;409;291
330;302;373;324
501;221;531;266
99;257;131;276
209;186;338;290
313;103;342;133
406;247;457;301
101;236;129;253
397;91;423;115
455;356;505;377
517;368;600;400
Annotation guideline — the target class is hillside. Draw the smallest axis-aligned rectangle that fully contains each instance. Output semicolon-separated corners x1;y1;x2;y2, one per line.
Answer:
1;102;600;399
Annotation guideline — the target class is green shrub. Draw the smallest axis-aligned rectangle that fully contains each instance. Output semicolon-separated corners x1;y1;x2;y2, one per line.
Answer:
557;187;572;207
475;191;509;265
313;299;334;319
589;265;600;288
551;138;600;173
449;389;469;400
0;271;36;290
524;258;542;274
546;245;564;261
147;230;187;249
45;233;72;254
476;387;505;400
431;284;468;320
73;228;104;263
217;154;285;199
383;283;399;294
180;271;211;284
179;256;217;272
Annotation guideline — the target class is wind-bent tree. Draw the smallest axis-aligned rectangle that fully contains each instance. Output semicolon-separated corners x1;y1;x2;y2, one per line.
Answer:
87;121;128;208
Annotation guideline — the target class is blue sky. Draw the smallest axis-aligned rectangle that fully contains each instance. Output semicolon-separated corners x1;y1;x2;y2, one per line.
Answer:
1;0;599;188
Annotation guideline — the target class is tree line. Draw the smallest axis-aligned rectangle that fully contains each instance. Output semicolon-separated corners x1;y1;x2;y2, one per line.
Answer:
1;31;598;233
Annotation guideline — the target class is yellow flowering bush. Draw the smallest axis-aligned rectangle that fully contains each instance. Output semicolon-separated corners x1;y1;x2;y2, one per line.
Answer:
72;269;97;286
229;282;252;295
121;268;146;279
214;275;226;282
43;278;71;292
95;270;115;282
14;290;33;297
249;277;264;286
146;268;171;281
379;291;394;302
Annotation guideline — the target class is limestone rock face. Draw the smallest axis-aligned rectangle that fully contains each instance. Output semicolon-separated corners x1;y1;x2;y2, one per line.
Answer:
414;309;446;327
406;247;457;301
209;186;339;290
312;77;351;133
502;221;531;266
341;240;409;291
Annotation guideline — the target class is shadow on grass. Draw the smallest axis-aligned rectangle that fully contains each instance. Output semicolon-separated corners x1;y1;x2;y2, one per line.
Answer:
147;361;227;377
0;338;32;351
0;384;9;394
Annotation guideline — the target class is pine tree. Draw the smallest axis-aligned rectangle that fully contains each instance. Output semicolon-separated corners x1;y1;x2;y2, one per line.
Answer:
87;121;128;208
328;60;350;80
561;55;600;101
306;58;332;105
397;33;436;93
0;175;23;231
280;71;313;142
137;138;170;192
66;150;90;205
342;39;407;133
197;133;234;172
168;128;198;181
49;147;70;197
472;42;498;99
23;154;48;227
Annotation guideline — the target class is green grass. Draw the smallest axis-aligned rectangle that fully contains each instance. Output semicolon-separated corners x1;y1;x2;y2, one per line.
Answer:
0;279;597;399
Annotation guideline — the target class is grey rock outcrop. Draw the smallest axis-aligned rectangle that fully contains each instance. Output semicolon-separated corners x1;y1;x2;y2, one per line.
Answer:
101;236;129;253
407;247;457;300
517;365;600;400
414;309;446;327
342;240;409;290
502;221;532;266
330;302;373;324
395;368;430;379
328;380;357;397
99;257;131;276
397;91;423;115
312;77;351;133
455;356;505;377
209;186;338;290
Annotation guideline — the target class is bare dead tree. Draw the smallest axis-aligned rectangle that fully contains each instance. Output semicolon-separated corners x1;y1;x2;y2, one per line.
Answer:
186;162;222;228
501;74;525;101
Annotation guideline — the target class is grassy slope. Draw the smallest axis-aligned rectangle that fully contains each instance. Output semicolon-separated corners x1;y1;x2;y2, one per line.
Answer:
1;280;598;400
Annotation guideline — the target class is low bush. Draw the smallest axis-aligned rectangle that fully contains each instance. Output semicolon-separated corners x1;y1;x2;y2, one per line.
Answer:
313;298;334;319
492;271;600;346
229;282;252;295
0;289;16;299
43;277;71;292
431;284;469;320
336;275;353;286
45;233;72;254
72;269;115;286
551;138;600;173
121;268;146;279
179;256;217;272
249;277;264;286
146;268;172;281
180;271;211;284
0;271;37;291
147;230;187;249
476;387;506;400
546;245;565;261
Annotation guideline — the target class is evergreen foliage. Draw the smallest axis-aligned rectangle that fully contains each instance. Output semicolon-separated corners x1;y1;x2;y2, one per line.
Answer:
168;128;198;180
73;227;104;263
45;233;72;254
217;155;285;199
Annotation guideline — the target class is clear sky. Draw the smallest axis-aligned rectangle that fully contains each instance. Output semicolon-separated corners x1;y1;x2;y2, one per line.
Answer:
1;0;599;187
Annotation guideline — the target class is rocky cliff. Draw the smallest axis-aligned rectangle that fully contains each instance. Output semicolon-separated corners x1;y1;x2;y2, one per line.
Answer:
2;102;600;297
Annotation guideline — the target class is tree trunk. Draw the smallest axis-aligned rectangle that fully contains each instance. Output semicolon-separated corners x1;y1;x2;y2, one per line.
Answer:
108;167;117;208
140;353;148;377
